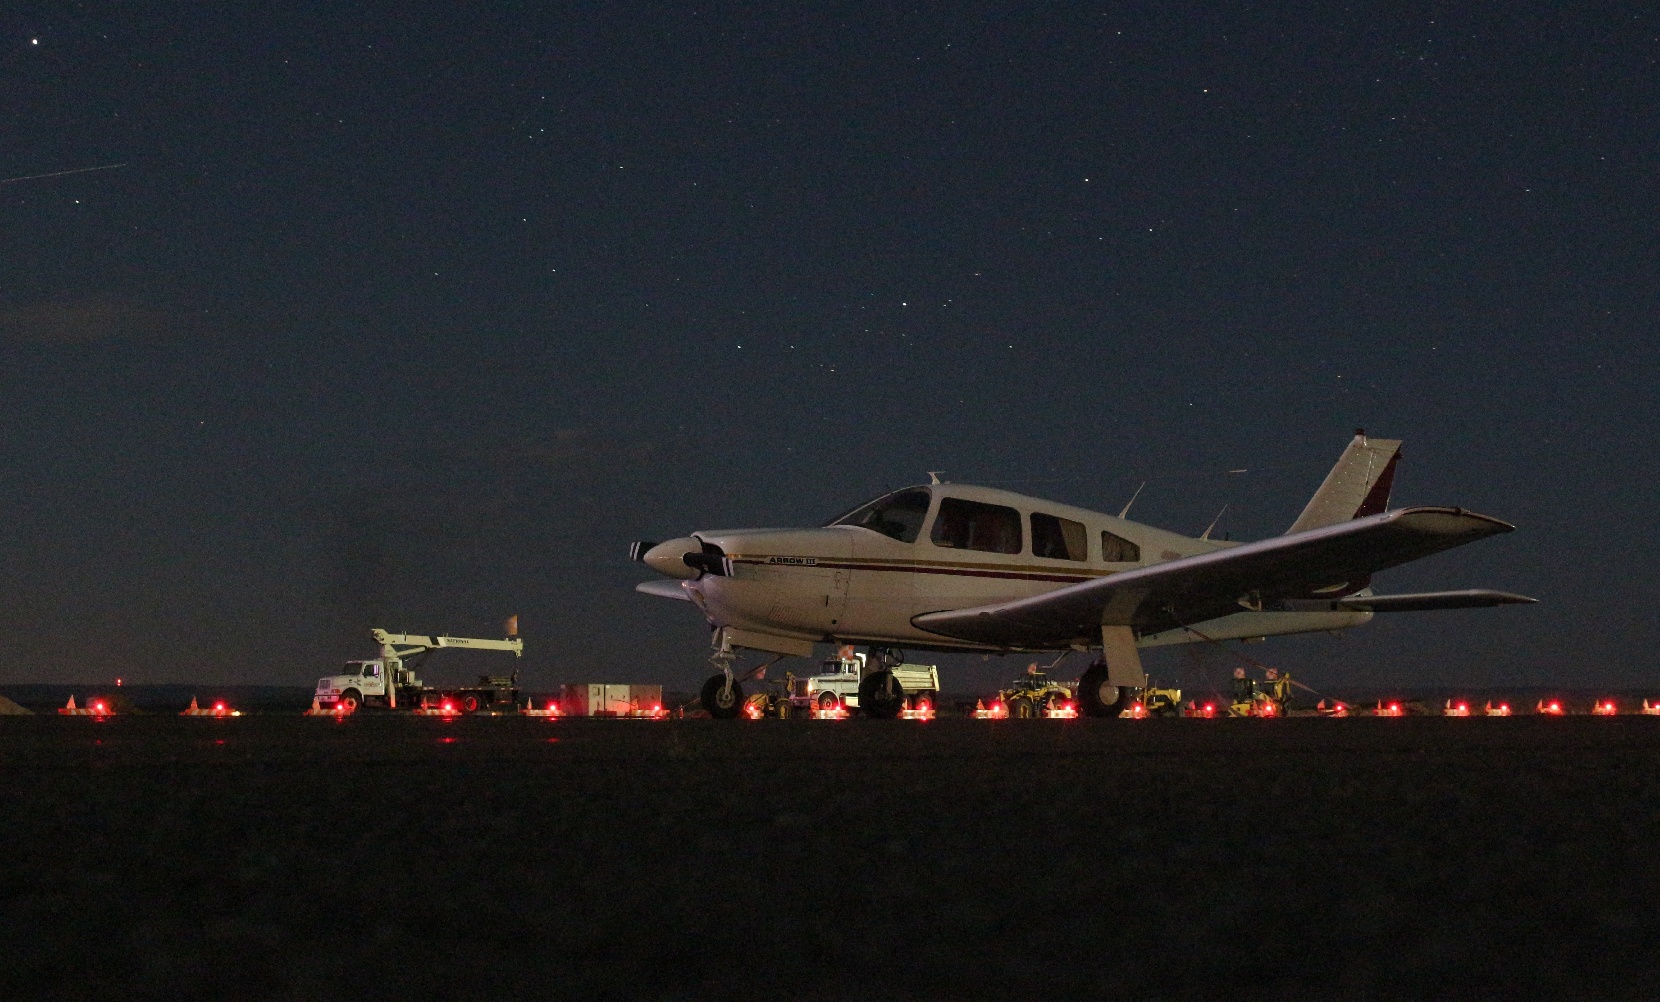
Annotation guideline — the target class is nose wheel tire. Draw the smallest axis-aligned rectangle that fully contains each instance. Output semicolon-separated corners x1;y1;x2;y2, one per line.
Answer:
701;674;745;719
1078;663;1131;718
858;670;905;719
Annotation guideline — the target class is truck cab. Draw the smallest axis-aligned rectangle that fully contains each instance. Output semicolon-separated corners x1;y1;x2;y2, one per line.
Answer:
317;660;386;710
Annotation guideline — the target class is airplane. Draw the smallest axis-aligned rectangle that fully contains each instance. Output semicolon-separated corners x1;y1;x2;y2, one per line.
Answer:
630;431;1535;718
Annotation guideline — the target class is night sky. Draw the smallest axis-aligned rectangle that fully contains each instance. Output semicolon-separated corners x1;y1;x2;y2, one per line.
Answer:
2;4;1655;693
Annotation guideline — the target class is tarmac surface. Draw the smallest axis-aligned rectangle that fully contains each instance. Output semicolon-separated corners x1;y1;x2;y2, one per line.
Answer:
4;714;1659;1000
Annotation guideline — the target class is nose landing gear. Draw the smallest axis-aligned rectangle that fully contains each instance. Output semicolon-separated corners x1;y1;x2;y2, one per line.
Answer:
700;671;744;718
699;637;744;719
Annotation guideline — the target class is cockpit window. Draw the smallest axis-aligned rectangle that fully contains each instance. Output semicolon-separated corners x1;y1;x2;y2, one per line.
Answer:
931;498;1023;554
1031;512;1087;561
830;488;931;543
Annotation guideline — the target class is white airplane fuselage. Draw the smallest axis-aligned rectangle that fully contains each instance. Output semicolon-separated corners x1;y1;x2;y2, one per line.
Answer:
643;483;1370;656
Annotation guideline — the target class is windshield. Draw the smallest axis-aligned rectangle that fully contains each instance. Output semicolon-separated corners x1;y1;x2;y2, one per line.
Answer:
828;488;931;543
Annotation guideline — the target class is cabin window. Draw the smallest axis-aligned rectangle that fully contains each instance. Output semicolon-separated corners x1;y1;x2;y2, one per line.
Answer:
832;488;931;543
931;498;1022;554
1031;512;1087;561
1101;529;1141;563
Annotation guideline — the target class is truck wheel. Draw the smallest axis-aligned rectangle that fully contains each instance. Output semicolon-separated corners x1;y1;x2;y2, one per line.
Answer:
816;691;840;711
858;670;905;719
1078;663;1130;718
1008;696;1036;719
701;674;744;719
462;694;482;713
775;700;792;720
339;689;362;713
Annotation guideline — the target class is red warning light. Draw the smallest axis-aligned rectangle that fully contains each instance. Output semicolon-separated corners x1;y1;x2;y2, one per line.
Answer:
1592;700;1617;716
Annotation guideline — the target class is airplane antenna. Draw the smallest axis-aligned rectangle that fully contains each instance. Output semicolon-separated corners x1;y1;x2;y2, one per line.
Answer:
928;471;946;485
1118;482;1146;519
1200;504;1229;541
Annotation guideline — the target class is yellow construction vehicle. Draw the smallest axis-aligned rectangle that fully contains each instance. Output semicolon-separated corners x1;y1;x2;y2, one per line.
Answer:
1141;681;1185;717
1227;668;1293;717
998;665;1074;718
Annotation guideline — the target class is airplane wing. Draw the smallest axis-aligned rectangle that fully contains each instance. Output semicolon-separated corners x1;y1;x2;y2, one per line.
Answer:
911;507;1522;648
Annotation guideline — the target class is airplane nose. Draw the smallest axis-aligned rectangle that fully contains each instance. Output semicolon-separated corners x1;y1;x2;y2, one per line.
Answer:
642;537;703;579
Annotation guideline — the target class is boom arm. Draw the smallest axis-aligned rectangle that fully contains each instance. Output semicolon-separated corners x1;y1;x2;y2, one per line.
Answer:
371;628;524;660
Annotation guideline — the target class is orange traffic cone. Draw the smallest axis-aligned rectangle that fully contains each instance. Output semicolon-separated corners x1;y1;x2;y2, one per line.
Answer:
186;696;199;713
65;695;76;711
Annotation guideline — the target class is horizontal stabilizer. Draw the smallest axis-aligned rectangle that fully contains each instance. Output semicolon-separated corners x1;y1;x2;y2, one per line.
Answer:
1337;589;1536;613
635;580;693;602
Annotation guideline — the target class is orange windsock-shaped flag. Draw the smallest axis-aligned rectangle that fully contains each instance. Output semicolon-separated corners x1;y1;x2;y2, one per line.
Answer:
504;614;519;637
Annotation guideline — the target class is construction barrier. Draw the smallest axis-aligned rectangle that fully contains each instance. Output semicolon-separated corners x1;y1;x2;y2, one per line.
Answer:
180;697;241;717
59;695;113;716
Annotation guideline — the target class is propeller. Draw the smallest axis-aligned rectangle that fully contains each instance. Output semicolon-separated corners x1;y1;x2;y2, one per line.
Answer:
635;537;728;579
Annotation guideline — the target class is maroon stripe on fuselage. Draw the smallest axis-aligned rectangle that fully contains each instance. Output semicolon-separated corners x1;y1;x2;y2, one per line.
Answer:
738;559;1097;584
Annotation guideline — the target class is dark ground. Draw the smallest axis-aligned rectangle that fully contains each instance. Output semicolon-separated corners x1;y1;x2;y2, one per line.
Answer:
3;716;1658;1000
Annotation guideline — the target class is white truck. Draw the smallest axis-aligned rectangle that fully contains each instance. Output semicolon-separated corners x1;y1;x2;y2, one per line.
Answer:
316;627;524;713
796;649;940;717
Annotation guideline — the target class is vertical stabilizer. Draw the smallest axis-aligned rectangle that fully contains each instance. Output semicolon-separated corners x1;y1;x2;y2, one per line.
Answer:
1285;430;1402;534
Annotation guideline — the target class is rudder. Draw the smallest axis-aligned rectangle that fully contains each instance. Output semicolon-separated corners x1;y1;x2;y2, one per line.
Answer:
1286;430;1401;534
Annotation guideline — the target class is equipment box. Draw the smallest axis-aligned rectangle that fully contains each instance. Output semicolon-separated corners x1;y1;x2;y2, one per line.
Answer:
560;683;663;716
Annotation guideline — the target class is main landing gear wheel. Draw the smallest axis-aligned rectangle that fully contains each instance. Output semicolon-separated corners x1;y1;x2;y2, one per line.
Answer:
858;670;905;719
1078;663;1131;718
701;674;744;719
339;689;362;713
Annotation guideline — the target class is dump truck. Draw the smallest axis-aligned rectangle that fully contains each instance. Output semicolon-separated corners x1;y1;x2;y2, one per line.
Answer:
740;648;941;719
315;626;524;712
